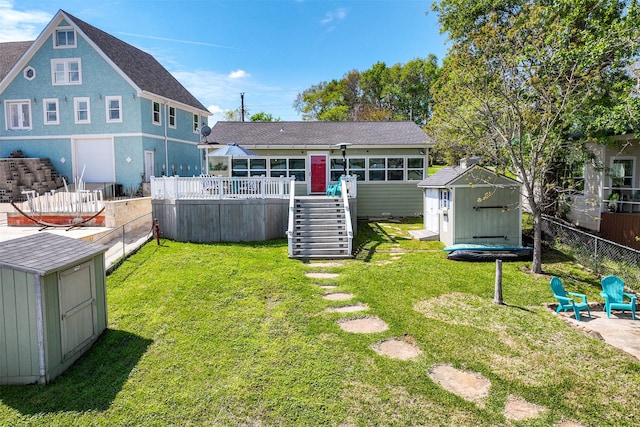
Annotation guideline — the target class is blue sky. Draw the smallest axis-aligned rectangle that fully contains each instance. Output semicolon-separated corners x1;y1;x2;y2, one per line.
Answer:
1;0;449;122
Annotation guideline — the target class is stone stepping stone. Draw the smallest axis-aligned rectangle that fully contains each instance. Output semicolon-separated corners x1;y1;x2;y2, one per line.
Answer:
504;395;546;421
306;272;340;279
338;316;388;333
428;364;491;408
323;292;353;301
373;338;422;360
326;303;369;313
320;285;337;290
307;262;343;268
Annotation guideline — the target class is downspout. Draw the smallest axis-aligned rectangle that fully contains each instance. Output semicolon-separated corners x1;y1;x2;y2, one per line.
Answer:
164;103;169;176
34;273;47;384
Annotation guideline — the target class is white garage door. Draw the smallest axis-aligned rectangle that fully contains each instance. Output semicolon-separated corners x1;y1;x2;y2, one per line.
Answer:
74;138;115;183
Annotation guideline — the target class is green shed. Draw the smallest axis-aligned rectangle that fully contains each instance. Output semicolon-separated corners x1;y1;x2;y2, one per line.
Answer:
0;233;108;385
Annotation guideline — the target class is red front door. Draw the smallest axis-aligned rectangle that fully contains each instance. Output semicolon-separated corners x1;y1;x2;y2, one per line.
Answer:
310;155;327;193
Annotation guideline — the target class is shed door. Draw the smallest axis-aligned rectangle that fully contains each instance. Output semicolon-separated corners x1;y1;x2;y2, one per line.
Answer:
59;261;97;360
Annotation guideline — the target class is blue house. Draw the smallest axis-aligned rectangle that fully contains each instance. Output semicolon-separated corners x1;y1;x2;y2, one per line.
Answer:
0;10;210;194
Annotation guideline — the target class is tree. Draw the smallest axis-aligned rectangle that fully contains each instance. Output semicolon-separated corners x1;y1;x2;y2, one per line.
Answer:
250;112;280;122
429;0;640;273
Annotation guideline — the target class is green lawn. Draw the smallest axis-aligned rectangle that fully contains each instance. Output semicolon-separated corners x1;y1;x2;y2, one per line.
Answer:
1;219;639;426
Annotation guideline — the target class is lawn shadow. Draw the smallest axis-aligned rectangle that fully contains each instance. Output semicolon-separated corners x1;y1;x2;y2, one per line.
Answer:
0;329;152;414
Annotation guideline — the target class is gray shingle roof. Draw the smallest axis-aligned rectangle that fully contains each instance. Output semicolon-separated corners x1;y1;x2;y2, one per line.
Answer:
206;121;433;147
0;41;32;81
417;166;465;187
0;233;107;275
63;11;208;112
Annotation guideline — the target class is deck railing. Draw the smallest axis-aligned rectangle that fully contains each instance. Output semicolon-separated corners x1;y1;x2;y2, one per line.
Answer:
341;178;354;255
150;176;296;200
601;186;640;213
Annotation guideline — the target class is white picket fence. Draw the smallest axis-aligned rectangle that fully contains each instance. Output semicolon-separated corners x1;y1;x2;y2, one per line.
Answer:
19;189;104;213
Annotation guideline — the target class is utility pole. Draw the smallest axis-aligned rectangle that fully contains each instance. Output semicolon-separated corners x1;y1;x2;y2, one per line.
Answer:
240;92;245;122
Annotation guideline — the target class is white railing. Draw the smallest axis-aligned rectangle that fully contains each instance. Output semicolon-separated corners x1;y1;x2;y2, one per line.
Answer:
151;176;295;200
341;178;354;255
601;186;640;213
19;189;104;213
286;185;296;257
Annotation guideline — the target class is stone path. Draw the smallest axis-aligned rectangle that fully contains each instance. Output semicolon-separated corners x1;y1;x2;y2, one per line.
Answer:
304;263;584;426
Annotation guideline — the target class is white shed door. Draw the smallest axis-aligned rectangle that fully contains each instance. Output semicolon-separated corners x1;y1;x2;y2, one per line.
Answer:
59;261;97;360
424;189;440;233
74;138;115;182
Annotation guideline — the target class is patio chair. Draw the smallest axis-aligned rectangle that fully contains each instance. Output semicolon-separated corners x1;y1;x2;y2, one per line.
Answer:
326;177;343;197
600;275;637;320
550;276;591;321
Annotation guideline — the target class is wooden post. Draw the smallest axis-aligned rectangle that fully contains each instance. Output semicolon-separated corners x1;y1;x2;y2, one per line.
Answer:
494;259;504;305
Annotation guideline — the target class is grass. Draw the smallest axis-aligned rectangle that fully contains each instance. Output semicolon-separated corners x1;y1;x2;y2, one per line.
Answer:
2;219;640;426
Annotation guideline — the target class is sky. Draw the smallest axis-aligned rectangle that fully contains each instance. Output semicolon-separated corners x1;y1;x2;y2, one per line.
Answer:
1;0;449;123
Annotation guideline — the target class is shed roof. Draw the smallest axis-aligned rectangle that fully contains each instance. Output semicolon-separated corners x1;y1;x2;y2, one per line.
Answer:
0;233;107;275
418;165;521;188
206;121;433;148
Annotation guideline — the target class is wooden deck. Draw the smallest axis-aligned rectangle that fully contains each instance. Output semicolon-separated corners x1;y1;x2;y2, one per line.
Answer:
600;212;640;250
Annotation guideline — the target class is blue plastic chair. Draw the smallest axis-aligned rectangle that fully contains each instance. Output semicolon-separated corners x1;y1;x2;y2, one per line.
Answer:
326;177;342;197
550;277;591;321
600;275;636;320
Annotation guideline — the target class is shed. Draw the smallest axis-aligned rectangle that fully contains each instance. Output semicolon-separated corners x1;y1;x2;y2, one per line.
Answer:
417;161;523;247
0;233;108;384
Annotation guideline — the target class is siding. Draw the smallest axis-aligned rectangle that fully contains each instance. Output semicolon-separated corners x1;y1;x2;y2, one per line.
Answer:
355;182;423;217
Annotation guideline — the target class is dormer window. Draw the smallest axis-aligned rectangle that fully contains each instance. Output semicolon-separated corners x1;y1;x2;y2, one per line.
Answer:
54;28;76;48
23;66;36;81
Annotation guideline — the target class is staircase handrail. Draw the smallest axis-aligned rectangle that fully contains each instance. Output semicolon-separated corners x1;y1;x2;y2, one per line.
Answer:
286;178;296;257
341;178;353;255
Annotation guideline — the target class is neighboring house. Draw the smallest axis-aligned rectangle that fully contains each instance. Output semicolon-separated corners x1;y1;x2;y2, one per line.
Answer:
417;157;523;247
563;136;640;249
0;10;210;194
202;121;434;217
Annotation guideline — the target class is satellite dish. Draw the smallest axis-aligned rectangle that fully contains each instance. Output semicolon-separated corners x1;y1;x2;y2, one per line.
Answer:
201;125;211;137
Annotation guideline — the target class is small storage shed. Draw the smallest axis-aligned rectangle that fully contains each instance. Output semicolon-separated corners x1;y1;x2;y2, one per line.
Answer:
0;233;108;384
417;159;523;247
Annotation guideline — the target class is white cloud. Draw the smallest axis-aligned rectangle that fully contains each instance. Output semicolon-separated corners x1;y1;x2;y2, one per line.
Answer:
0;1;52;42
229;69;249;79
320;7;347;26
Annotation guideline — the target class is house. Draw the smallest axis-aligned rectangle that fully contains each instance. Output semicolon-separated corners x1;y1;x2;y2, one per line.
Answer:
563;136;640;249
416;157;523;247
0;10;210;195
201;121;433;217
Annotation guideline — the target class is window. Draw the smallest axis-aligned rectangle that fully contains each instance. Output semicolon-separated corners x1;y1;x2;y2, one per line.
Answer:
43;98;59;125
269;158;306;181
368;158;404;181
561;162;585;194
330;158;345;181
153;102;161;125
74;97;90;124
105;96;122;123
23;66;35;81
169;106;176;128
612;158;634;187
5;100;31;130
439;190;451;209
407;157;425;180
193;114;199;133
348;158;366;181
51;58;81;85
54;28;76;48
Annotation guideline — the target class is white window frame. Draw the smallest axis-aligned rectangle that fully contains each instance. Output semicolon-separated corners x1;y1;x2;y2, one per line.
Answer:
51;58;82;85
74;97;91;124
439;189;451;210
5;100;32;130
43;98;60;125
193;114;201;133
611;157;635;188
54;27;77;48
153;101;161;125
105;96;122;123
168;106;176;128
23;66;36;81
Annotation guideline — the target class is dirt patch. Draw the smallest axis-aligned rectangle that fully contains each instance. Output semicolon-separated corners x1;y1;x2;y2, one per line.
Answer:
428;364;491;407
307;262;344;268
339;316;389;333
306;272;340;279
373;338;422;360
503;395;546;421
326;304;369;313
323;292;353;301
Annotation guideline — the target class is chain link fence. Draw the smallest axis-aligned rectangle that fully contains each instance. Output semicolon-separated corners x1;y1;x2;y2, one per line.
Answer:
542;215;640;284
94;212;154;272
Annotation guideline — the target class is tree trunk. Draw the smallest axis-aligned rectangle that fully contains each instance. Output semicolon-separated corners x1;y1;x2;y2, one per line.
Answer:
532;209;543;274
